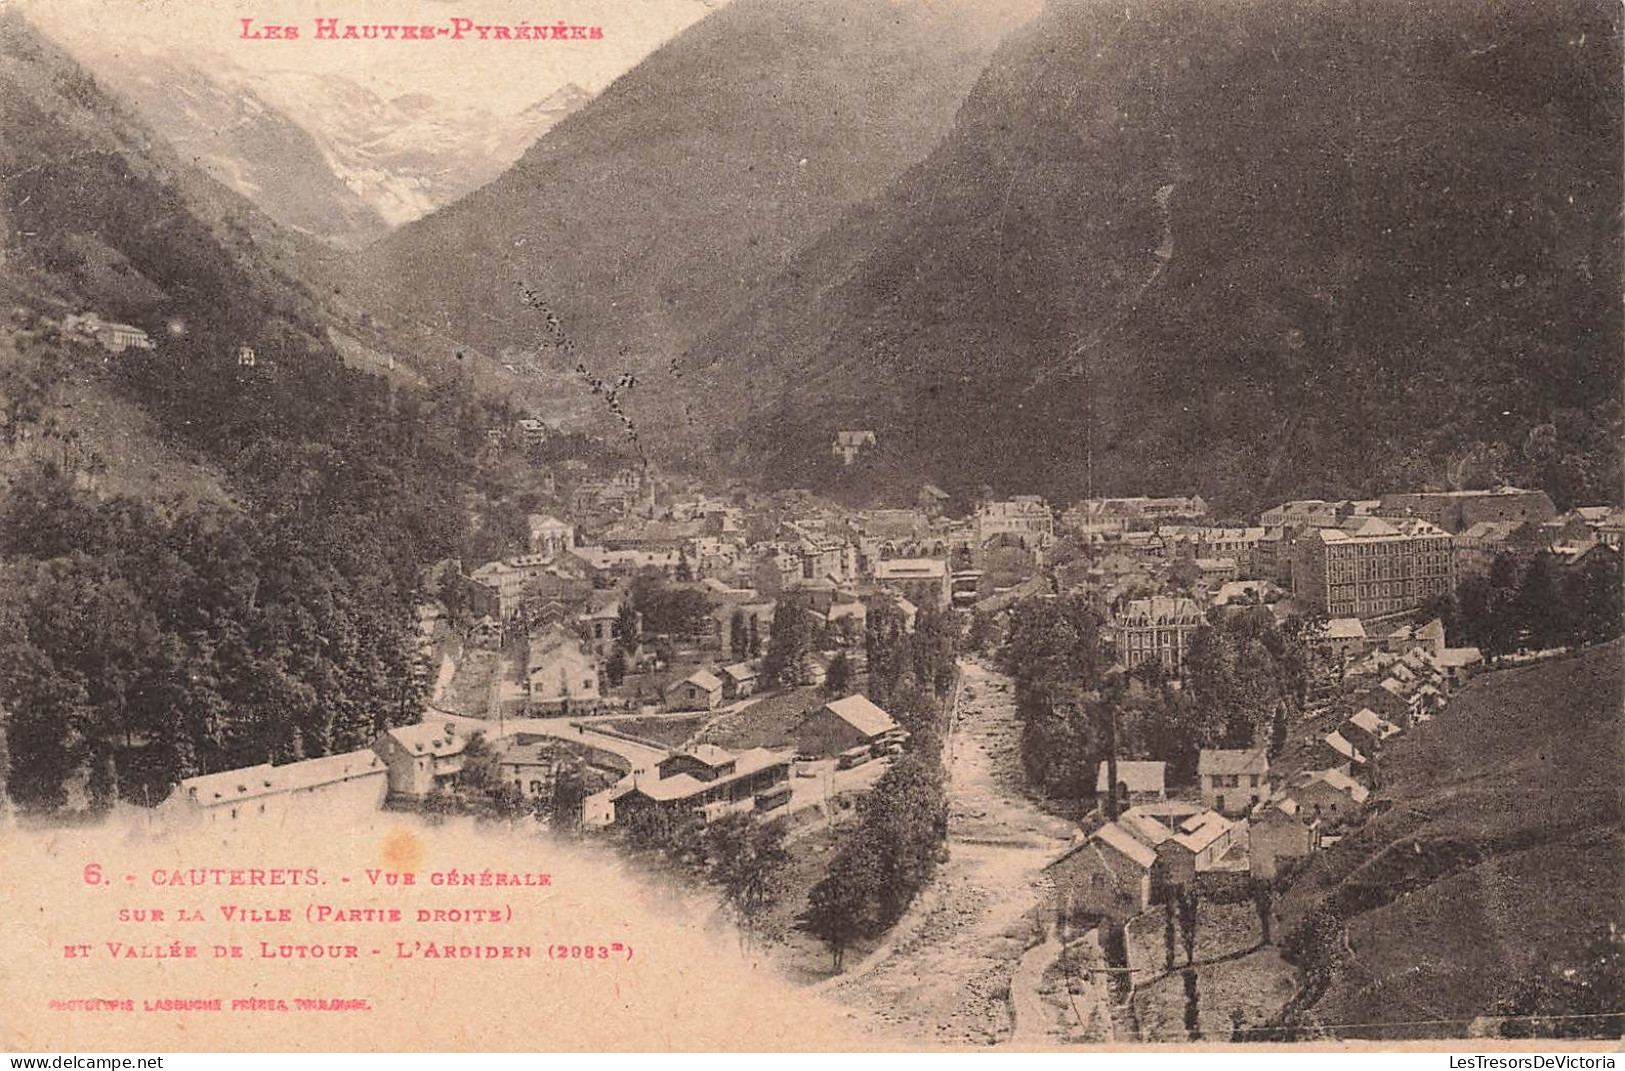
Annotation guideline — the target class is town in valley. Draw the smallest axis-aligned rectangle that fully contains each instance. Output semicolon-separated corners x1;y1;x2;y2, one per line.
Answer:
7;373;1621;1041
0;0;1620;1050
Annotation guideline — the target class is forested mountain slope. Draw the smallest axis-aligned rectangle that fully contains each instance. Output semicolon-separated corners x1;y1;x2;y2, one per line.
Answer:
680;0;1622;511
357;0;1037;412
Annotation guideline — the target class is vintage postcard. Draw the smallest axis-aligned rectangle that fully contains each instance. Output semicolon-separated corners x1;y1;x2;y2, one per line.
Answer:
0;0;1621;1053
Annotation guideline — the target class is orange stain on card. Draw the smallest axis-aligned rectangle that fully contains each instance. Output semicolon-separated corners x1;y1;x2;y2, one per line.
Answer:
381;827;424;872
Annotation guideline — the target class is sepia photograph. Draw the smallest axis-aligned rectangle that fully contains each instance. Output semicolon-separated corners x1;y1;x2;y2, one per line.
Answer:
0;0;1620;1053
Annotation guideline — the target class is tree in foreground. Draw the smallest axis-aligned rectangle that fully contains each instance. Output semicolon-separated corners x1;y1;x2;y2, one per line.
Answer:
544;761;588;832
706;813;791;948
822;651;853;697
1178;887;1200;966
616;602;641;650
0;638;88;813
1568;551;1623;647
762;590;821;687
804;837;884;972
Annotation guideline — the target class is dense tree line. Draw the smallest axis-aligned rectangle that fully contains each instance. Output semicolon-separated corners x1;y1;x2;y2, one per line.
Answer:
999;596;1112;798
804;752;949;969
0;314;524;814
0;469;433;812
1426;549;1623;658
804;602;958;969
1001;598;1316;799
865;603;957;715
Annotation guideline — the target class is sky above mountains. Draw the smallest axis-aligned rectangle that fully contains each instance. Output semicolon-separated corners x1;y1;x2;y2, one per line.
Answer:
21;0;725;235
23;0;726;114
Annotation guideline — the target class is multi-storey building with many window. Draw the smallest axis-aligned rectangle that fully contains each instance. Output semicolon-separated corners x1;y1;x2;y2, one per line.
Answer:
1376;487;1556;535
976;496;1055;548
1107;596;1205;673
1293;516;1455;619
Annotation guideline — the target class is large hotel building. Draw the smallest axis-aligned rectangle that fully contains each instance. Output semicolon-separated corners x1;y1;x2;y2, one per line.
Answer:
1293;516;1455;619
1108;595;1205;673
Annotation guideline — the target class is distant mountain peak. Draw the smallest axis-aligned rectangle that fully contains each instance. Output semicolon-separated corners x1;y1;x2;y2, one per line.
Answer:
60;45;390;250
527;83;593;115
37;38;595;236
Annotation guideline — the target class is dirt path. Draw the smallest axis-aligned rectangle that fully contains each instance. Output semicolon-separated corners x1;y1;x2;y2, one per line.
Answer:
1009;920;1067;1044
824;659;1079;1046
431;652;457;704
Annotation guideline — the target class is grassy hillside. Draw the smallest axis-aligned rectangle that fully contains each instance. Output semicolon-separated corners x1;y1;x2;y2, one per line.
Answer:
0;332;230;505
680;0;1622;511
1279;640;1625;1039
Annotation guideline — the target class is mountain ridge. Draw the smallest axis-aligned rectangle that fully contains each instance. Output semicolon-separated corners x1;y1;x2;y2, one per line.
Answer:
354;0;1041;422
80;49;393;251
672;0;1624;511
0;11;523;457
52;41;595;243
